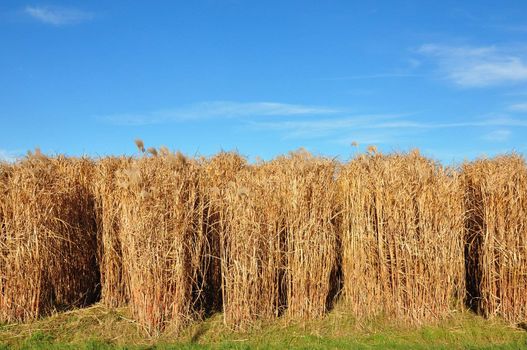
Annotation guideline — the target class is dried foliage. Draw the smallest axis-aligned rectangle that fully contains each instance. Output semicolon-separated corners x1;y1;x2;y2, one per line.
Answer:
117;153;208;334
134;139;145;153
92;157;132;307
217;150;339;327
462;155;527;323
1;148;526;331
338;151;465;322
219;162;285;326
200;152;247;317
0;156;99;322
277;151;339;319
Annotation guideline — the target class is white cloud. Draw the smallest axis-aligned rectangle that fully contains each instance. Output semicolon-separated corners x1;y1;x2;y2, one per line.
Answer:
508;103;527;112
504;90;527;97
407;58;422;69
323;73;421;81
248;114;527;144
418;44;527;87
483;129;512;142
99;101;340;125
248;114;406;139
97;99;527;147
336;131;403;146
499;24;527;32
0;149;19;162
25;5;94;26
252;115;527;134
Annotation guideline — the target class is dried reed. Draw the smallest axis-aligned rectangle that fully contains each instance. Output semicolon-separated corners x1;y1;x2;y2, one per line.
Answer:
219;161;285;326
338;151;465;322
117;152;206;334
92;157;133;307
0;155;99;322
199;152;246;317
218;150;339;326
462;155;527;323
275;151;339;319
2;147;526;330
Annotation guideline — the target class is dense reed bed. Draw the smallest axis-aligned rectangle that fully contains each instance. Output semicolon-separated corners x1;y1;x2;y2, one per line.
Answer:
1;148;526;332
277;151;339;319
219;162;285;326
116;152;208;334
462;155;527;323
0;155;99;323
93;157;132;307
338;151;465;322
217;150;339;327
92;150;247;333
200;152;247;318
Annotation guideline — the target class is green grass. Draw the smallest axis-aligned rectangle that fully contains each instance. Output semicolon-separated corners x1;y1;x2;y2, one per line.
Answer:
1;303;526;349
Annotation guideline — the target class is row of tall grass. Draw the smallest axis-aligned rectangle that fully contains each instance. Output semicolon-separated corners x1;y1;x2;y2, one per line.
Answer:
0;147;526;335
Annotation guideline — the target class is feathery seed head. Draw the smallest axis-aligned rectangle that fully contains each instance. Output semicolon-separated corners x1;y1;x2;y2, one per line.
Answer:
147;147;158;157
159;146;170;157
134;139;145;153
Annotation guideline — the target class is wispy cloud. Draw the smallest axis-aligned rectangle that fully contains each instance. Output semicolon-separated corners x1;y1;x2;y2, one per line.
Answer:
252;115;527;134
418;44;527;87
483;129;512;142
508;102;527;112
249;114;527;145
25;5;94;26
336;131;406;146
0;149;19;162
495;24;527;32
503;90;527;97
98;100;527;149
99;101;341;125
323;73;421;81
248;114;407;139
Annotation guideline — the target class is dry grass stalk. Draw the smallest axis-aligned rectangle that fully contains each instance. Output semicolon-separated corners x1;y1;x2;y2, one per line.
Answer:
275;151;339;319
0;155;99;322
338;151;465;322
3;148;527;330
220;162;285;327
217;149;339;326
146;148;158;157
92;157;133;307
462;154;527;323
199;152;247;317
117;153;207;334
134;139;145;153
0;162;12;294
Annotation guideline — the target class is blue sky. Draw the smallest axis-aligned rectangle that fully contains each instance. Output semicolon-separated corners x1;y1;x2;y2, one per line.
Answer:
1;1;527;163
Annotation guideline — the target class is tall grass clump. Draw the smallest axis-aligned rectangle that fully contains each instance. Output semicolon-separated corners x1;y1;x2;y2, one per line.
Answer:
218;149;339;327
0;155;99;322
117;151;209;334
462;154;527;323
0;162;12;286
93;157;133;307
338;150;465;322
275;150;339;319
219;160;285;327
3;146;527;330
200;152;246;316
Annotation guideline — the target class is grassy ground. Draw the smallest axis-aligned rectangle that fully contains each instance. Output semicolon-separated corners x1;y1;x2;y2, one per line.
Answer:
0;303;526;349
